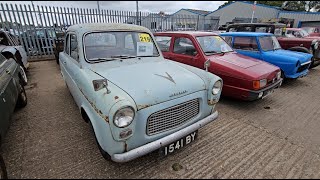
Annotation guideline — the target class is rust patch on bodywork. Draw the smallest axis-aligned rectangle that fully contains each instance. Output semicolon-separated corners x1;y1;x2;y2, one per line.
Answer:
124;142;128;152
208;99;217;105
114;96;119;100
137;104;152;110
79;87;109;123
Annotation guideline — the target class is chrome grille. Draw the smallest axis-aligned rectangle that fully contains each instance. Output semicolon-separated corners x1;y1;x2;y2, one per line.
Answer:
146;99;200;136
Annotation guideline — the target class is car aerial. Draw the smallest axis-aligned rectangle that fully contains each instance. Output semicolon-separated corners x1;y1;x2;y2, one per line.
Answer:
0;30;28;85
226;23;320;68
221;32;313;80
301;26;320;37
0;53;28;148
154;31;282;101
59;23;222;163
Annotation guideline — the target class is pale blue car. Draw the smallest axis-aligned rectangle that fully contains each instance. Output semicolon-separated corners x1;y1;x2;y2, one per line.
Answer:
59;23;223;163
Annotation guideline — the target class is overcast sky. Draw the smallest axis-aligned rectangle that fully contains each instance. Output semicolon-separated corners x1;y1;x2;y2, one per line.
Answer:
4;1;227;14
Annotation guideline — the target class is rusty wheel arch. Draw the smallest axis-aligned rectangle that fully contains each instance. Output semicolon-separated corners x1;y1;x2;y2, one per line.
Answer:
80;107;90;123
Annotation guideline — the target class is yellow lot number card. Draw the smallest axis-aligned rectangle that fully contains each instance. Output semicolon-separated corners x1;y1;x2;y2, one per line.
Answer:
139;33;151;42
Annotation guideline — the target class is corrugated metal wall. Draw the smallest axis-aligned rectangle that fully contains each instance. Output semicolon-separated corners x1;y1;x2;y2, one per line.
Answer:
279;12;320;27
206;1;279;26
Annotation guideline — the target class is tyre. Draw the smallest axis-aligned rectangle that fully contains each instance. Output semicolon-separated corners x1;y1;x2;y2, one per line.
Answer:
19;66;28;86
0;155;7;179
88;120;111;161
16;80;27;109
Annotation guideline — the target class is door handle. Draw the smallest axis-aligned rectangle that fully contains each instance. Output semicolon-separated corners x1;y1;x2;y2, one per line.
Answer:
63;61;67;64
6;70;10;74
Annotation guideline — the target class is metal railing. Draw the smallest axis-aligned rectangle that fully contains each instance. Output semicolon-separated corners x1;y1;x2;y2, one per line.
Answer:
0;3;220;60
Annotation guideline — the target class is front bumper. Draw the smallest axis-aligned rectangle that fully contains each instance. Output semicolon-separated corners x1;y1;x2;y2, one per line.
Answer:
247;78;283;101
111;111;219;163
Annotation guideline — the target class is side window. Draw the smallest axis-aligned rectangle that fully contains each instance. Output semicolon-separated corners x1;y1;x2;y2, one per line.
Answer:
233;37;259;51
222;36;233;46
8;34;18;45
256;27;267;33
70;34;78;61
242;26;252;32
65;34;70;55
173;37;197;56
125;34;134;50
155;36;171;52
0;32;10;46
228;27;237;32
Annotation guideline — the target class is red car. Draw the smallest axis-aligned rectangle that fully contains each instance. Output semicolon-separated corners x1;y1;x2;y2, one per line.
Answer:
301;27;320;37
154;32;283;101
285;28;320;40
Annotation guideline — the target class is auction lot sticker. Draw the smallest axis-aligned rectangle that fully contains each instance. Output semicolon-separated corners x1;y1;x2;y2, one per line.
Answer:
139;33;151;42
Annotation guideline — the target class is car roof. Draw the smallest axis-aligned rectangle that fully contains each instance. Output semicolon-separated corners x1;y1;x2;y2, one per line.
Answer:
67;23;151;34
154;31;219;36
220;32;273;37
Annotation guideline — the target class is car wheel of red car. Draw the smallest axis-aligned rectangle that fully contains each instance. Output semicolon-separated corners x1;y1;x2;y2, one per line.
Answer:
0;155;7;179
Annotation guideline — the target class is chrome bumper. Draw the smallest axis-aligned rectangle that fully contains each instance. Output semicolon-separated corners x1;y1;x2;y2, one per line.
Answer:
111;111;219;163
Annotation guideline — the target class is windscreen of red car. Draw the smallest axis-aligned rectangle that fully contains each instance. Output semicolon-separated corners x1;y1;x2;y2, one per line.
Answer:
84;31;159;61
196;36;233;55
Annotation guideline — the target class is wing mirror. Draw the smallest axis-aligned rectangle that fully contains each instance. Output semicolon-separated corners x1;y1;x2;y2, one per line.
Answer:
204;59;211;72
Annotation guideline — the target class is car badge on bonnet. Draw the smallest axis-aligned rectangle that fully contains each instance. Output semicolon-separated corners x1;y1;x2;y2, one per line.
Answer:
154;72;176;84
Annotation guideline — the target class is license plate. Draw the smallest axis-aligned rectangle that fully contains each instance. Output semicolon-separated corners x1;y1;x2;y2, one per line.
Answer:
262;89;274;99
161;130;198;156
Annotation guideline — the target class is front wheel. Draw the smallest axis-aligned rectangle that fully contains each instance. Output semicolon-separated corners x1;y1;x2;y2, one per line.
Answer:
88;120;112;161
19;66;28;86
16;80;27;109
0;155;7;179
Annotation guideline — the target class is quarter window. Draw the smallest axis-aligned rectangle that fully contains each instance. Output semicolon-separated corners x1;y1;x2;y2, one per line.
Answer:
155;36;171;52
173;37;197;56
70;34;78;61
65;34;70;55
222;36;233;46
233;37;259;51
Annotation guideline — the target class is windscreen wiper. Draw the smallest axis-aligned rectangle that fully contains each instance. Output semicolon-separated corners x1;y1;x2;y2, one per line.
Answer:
110;55;137;59
89;57;116;62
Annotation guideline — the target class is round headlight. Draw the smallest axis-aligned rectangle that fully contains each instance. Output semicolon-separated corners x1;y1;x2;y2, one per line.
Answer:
212;80;222;95
113;107;135;128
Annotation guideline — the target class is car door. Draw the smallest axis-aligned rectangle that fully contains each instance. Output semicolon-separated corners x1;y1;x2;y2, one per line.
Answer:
170;36;203;68
61;33;82;106
0;54;18;140
233;36;262;60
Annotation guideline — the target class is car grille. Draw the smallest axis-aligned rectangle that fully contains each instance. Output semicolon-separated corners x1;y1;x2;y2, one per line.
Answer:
146;99;200;136
297;63;310;73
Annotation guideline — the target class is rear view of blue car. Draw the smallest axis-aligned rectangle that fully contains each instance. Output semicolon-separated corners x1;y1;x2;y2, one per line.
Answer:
221;32;313;79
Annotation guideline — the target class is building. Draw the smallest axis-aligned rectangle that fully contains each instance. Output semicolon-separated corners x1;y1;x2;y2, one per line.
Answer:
171;8;220;31
205;1;320;28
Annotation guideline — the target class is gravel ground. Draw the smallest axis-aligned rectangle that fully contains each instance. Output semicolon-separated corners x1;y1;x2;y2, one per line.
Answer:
1;60;320;179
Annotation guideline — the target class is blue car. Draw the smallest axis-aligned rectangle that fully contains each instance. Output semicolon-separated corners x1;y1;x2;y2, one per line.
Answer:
221;32;313;79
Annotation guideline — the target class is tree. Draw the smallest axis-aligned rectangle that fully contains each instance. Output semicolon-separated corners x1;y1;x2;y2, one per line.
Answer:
218;1;234;9
304;1;320;12
282;1;305;11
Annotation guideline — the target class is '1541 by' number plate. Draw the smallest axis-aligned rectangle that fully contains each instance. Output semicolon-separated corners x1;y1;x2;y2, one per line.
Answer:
161;130;198;156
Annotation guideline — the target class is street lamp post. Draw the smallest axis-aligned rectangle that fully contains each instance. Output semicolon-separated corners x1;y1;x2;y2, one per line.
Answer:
251;1;257;23
136;1;139;25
